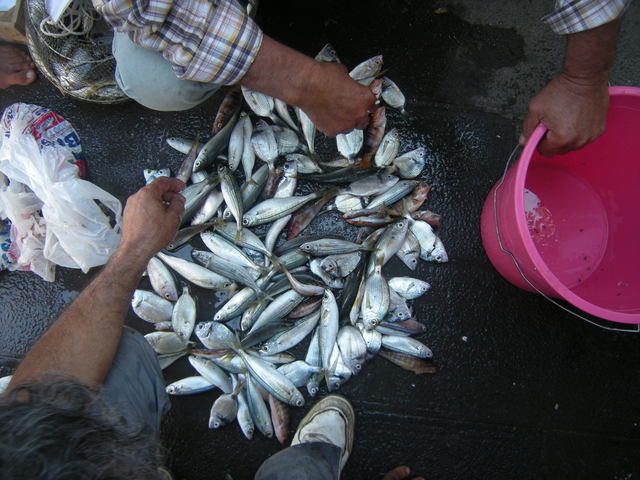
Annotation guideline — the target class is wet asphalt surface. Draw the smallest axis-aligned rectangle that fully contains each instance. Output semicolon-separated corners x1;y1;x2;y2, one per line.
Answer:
1;1;640;479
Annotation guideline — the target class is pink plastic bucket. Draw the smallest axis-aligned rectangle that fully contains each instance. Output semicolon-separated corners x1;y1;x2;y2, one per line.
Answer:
480;86;640;324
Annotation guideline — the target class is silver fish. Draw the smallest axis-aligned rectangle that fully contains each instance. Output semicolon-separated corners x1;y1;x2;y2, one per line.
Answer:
285;153;322;174
361;264;390;330
273;125;304;155
277;360;322;387
349;55;383;85
232;374;255;439
200;231;264;275
243;191;324;227
172;285;196;341
259;310;321;355
188;355;233;393
318;289;339;373
337;325;367;374
166;137;202;155
374;128;400;168
336;129;363;161
295;107;316;154
166;376;215;396
131;289;173;324
320;252;361;278
334;193;363;214
251;119;278;167
300;238;369;257
380;335;433;358
241;115;255;180
190;189;224;226
274;98;299;132
218;165;244;234
144;331;188;355
381;76;406;114
240;163;270;210
388;277;431;299
227;112;246;171
424;235;448;263
156;252;235;290
143;168;170;185
356;322;382;354
194;107;241;171
245;374;274;438
195;321;237;349
393;147;426;179
343;169;398;197
241;86;277;122
250;289;305;334
147;257;178;301
368;180;420;210
315;43;341;63
209;382;241;429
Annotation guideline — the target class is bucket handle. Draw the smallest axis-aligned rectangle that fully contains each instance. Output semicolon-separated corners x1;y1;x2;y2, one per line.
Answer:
492;128;639;334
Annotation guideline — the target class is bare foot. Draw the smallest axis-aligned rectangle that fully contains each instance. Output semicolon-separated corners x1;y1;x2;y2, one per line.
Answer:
0;44;36;88
382;466;425;480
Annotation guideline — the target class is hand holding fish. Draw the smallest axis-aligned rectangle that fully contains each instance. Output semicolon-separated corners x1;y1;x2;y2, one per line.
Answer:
120;177;185;265
296;60;377;137
240;35;376;138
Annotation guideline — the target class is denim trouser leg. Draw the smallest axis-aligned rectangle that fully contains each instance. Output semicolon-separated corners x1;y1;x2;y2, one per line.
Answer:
100;326;170;436
112;31;222;112
254;442;342;480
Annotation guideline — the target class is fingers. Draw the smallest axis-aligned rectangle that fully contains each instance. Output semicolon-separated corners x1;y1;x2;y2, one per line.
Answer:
165;191;185;217
148;176;185;197
520;109;540;147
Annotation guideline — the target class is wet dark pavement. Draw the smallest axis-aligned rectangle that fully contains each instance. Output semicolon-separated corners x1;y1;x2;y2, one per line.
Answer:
2;1;640;479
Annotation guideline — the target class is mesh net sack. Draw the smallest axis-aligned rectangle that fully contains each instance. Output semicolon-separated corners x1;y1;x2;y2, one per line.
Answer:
25;0;129;104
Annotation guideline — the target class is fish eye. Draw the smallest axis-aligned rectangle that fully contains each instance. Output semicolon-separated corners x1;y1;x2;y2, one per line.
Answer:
242;218;250;226
224;282;231;288
355;364;362;371
436;255;442;262
296;399;304;407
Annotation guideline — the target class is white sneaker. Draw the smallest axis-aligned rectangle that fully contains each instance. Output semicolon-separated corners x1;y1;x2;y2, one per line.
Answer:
290;395;355;472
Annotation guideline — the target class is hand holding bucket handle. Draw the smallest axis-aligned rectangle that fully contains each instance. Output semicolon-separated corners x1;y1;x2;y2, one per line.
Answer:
490;121;639;333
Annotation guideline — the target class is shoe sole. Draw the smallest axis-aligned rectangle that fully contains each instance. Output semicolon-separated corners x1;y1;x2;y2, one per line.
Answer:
292;394;355;471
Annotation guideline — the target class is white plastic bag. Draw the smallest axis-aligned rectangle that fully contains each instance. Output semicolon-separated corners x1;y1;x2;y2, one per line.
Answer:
0;105;122;281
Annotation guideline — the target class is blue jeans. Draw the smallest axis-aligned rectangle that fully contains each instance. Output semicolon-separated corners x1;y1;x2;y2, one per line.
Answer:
254;442;342;480
100;326;170;435
112;32;222;111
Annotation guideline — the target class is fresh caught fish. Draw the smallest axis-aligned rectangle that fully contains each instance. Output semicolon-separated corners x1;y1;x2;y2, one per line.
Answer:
227;112;246;171
411;209;442;227
131;289;173;324
285;153;322;174
243;191;326;227
392;147;427;179
380;335;433;358
343;169;398;197
259;310;320;355
318;289;339;373
212;85;243;134
208;382;241;429
245;374;274;438
315;43;341;63
241;114;255;181
190;190;224;226
349;55;383;85
147;257;178;301
361;264;390;330
381;77;406;114
232;374;255;439
368;180;420;210
166;222;216;251
378;349;437;374
285;189;338;240
373;128;400;168
360;106;386;169
219;165;244;234
172;285;196;341
334;193;363;214
388;277;431;300
175;135;200;183
274;98;300;132
166;376;215;396
145;331;188;355
277;360;322;387
295;107;316;154
300;238;370;257
156;252;235;290
143;168;170;185
268;394;290;444
336;128;363;161
188;355;233;393
336;325;367;374
194;107;241;171
241;86;277;123
251;119;278;168
396;230;420;270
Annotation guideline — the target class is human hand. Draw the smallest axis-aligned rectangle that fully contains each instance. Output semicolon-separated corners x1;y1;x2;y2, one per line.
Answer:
382;466;424;480
119;177;185;263
297;61;377;137
521;73;609;157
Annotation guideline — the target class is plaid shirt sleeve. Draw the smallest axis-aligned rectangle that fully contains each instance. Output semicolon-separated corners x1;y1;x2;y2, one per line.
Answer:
542;0;632;35
92;0;263;85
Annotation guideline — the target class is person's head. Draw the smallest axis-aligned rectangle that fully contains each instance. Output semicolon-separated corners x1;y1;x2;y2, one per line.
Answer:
0;378;164;479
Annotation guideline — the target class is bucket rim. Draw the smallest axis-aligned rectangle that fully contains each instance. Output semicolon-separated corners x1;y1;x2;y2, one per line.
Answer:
512;86;640;324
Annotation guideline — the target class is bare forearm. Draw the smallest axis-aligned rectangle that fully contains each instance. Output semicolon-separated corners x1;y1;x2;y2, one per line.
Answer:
561;19;620;83
240;35;318;107
9;249;147;390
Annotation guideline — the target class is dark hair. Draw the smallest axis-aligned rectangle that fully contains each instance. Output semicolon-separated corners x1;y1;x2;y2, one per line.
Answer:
0;379;164;479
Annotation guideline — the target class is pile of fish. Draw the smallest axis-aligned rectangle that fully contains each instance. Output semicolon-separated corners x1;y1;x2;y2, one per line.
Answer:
135;44;447;443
